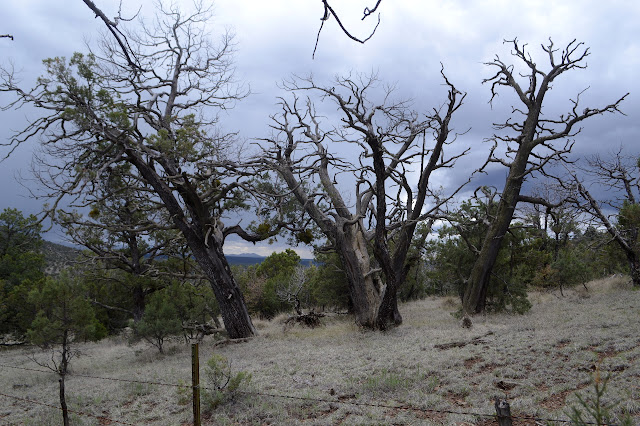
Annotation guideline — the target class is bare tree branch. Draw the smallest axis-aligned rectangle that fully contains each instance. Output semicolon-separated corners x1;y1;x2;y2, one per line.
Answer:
80;0;142;72
313;1;383;59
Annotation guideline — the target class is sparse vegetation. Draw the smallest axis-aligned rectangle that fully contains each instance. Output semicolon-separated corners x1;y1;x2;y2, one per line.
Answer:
567;366;634;426
0;3;637;423
1;275;638;424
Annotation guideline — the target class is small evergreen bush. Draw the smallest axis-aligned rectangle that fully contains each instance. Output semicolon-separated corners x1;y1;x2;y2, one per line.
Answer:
201;353;251;411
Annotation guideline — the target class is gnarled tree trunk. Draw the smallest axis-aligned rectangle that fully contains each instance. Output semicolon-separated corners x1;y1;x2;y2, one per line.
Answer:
335;221;400;329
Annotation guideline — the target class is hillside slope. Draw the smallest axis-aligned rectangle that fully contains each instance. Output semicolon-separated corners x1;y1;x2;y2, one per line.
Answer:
1;276;638;425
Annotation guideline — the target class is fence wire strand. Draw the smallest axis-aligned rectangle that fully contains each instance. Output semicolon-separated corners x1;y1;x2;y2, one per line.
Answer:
0;391;135;425
0;362;613;425
0;363;183;388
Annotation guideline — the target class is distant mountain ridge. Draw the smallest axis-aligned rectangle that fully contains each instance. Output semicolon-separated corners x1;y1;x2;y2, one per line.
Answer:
41;241;312;270
226;253;314;267
227;252;266;258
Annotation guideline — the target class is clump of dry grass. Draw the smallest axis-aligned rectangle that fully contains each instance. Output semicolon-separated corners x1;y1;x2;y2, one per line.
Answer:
1;275;638;425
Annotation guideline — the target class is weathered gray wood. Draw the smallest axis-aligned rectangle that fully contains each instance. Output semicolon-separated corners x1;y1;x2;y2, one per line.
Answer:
494;397;512;426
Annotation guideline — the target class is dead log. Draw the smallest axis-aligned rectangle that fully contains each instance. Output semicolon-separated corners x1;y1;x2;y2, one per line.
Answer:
434;331;494;350
284;312;325;329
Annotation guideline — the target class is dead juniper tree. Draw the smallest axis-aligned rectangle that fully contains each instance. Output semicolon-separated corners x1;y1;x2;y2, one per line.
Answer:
276;265;308;316
0;2;289;338
462;39;628;316
277;265;324;327
256;70;468;330
562;151;640;286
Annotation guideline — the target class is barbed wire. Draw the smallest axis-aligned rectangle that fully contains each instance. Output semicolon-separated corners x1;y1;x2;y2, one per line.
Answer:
233;389;599;424
0;363;183;388
237;389;499;421
0;391;135;425
0;362;613;425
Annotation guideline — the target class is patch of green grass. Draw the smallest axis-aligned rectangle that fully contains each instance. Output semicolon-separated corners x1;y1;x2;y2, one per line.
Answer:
175;379;191;405
362;368;412;395
128;381;155;397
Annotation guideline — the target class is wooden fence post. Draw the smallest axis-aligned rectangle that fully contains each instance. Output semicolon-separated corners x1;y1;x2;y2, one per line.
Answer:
494;397;512;426
192;343;201;426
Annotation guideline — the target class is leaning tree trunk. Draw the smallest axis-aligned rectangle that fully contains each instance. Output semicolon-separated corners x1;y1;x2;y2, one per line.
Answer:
187;238;256;339
129;152;256;339
463;150;529;314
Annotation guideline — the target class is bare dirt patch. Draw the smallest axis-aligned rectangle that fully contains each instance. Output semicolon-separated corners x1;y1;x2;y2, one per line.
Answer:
464;356;484;369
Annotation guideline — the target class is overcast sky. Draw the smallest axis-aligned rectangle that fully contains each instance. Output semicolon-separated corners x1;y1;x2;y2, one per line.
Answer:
1;0;638;257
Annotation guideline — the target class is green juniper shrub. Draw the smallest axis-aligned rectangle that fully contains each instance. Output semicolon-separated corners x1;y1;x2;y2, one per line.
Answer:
132;289;182;353
201;353;252;411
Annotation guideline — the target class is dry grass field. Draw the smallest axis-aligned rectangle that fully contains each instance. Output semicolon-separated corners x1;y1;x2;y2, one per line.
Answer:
1;275;639;425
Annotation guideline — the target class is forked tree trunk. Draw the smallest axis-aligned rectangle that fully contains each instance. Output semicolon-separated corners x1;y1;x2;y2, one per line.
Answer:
336;223;401;329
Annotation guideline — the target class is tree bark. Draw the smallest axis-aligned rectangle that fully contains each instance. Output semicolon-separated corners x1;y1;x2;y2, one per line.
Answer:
128;151;256;339
188;239;256;339
626;252;640;287
334;222;386;328
463;149;530;314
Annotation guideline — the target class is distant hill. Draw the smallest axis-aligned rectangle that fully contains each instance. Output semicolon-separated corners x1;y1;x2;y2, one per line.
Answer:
229;252;265;258
225;253;314;267
42;240;84;275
